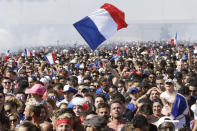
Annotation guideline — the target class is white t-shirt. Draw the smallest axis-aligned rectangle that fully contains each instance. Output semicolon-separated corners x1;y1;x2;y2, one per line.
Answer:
160;91;176;102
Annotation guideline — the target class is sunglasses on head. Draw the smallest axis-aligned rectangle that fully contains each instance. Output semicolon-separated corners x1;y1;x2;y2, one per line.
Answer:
165;82;173;85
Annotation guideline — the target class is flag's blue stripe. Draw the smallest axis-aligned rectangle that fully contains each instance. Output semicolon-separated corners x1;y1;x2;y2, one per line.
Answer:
44;55;51;65
25;49;27;56
73;16;106;50
171;93;187;119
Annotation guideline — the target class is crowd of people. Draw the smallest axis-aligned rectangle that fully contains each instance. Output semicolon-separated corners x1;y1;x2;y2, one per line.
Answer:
0;41;197;131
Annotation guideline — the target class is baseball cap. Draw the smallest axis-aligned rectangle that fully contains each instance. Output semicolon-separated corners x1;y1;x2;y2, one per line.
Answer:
165;79;174;85
63;85;77;94
67;97;88;110
129;87;138;94
28;76;37;81
81;86;90;92
84;115;107;128
157;116;177;128
25;84;46;96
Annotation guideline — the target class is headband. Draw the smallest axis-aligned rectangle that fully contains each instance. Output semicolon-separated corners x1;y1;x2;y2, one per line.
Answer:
56;118;72;127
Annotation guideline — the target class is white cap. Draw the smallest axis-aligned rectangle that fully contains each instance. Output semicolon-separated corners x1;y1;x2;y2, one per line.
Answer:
165;79;174;85
98;68;104;73
79;64;84;69
70;59;77;64
40;77;49;84
157;116;177;128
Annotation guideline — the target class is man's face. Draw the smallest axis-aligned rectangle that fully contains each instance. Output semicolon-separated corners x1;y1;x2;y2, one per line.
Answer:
164;83;174;91
148;75;155;82
156;79;164;91
135;65;142;73
29;94;42;102
92;73;98;81
117;61;123;67
101;81;110;92
110;103;123;119
56;123;72;131
84;79;91;86
59;78;67;85
189;86;197;96
28;79;35;88
95;97;104;109
97;107;109;120
1;79;12;91
18;57;24;64
149;90;159;101
64;91;74;102
129;91;139;101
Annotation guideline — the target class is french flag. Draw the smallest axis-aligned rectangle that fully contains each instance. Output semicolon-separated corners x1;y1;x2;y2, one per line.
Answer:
110;54;120;62
44;52;56;65
51;70;56;80
171;32;177;47
68;97;89;110
73;3;128;50
171;93;189;120
25;48;32;57
3;50;11;61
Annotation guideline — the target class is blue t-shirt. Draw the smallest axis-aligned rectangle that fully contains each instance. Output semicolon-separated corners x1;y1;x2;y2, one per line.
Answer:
126;102;136;113
95;88;109;100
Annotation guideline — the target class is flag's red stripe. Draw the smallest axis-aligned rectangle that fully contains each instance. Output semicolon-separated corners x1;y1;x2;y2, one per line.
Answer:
101;3;128;30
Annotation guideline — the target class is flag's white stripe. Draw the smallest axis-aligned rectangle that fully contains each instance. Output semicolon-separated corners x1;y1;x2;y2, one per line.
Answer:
88;9;118;39
46;54;54;64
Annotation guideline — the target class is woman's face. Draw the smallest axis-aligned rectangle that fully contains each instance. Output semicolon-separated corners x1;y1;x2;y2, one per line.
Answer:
40;108;47;122
73;105;83;117
153;102;162;116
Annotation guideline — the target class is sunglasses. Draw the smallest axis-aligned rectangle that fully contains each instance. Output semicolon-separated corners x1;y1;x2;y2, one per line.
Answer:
5;109;11;114
3;82;11;84
165;82;173;85
10;119;18;122
189;90;196;93
93;75;98;77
